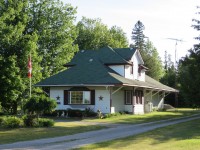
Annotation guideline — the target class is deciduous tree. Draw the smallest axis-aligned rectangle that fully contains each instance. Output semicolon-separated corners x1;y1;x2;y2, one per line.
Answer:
76;17;128;50
0;0;77;113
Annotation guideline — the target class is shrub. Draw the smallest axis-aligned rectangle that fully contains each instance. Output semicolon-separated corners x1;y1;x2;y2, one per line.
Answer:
37;118;54;127
2;116;23;128
67;109;83;117
83;108;97;117
24;95;57;117
43;111;58;117
104;113;112;118
0;112;6;116
0;117;4;127
112;112;121;116
22;115;38;127
119;111;129;115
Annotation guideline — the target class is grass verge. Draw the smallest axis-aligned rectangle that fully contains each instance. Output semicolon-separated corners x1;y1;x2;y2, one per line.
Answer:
82;108;200;124
74;118;200;150
0;122;106;144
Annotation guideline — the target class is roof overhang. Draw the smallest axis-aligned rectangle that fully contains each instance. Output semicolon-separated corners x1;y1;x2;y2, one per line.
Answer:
121;83;179;93
139;64;149;70
35;83;178;93
35;84;116;87
105;62;132;65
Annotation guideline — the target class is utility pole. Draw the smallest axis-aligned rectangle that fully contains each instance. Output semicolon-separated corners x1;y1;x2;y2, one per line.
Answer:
166;38;184;69
166;38;184;108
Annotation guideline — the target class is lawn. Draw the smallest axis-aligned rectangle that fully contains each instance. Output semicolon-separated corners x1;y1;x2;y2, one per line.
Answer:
82;108;200;124
0;108;199;145
74;118;200;150
0;122;106;144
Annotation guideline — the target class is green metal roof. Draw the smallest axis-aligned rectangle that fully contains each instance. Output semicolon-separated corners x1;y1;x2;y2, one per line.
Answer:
65;46;132;66
36;46;177;92
113;48;136;61
36;57;123;86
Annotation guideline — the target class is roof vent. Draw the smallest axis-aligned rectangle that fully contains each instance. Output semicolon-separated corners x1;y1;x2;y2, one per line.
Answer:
89;58;93;62
81;50;85;53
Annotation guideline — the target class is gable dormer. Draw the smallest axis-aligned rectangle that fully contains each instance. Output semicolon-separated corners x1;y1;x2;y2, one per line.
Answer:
113;48;147;81
132;49;146;81
64;47;147;82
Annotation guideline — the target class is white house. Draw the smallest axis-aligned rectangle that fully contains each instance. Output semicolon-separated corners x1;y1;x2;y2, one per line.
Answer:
36;46;178;114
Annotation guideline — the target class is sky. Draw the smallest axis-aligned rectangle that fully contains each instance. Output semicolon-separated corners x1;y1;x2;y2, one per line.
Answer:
62;0;200;63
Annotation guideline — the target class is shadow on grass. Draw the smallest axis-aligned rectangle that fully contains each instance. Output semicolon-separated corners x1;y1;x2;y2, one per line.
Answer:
75;118;200;150
99;110;200;124
0;124;106;144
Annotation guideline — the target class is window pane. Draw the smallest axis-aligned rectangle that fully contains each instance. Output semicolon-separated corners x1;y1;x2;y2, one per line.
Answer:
70;91;83;104
70;91;91;104
136;92;138;104
126;91;131;104
139;91;143;104
84;91;91;104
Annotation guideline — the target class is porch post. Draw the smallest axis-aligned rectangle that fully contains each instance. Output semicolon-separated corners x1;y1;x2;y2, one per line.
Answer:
110;86;112;113
143;88;145;112
132;87;135;114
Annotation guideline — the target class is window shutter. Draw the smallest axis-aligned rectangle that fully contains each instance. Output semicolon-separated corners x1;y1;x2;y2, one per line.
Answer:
64;90;69;105
91;90;95;105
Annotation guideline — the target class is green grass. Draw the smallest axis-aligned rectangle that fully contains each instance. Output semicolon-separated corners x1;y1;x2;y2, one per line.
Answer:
0;108;199;145
82;108;200;124
0;122;106;144
74;118;200;150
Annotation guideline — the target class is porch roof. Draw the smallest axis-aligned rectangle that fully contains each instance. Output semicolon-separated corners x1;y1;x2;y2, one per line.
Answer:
109;73;177;92
36;65;177;92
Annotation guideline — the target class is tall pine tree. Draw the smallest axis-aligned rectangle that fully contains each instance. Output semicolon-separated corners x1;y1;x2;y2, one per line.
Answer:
131;20;146;51
131;21;164;80
178;6;200;107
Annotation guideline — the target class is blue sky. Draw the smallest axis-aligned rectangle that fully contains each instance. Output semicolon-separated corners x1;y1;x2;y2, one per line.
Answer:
62;0;200;62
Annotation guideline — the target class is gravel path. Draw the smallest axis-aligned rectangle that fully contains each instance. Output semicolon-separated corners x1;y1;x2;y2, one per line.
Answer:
0;114;200;150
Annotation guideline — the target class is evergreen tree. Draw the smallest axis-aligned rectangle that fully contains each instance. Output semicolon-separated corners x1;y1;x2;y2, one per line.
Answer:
131;21;163;80
178;6;200;107
142;40;164;80
131;20;146;51
160;63;176;106
178;49;200;106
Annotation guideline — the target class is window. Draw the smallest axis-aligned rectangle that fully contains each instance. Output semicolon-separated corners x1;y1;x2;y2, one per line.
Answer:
125;90;132;105
135;90;143;104
69;91;91;104
138;65;141;76
135;91;138;104
130;62;133;74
